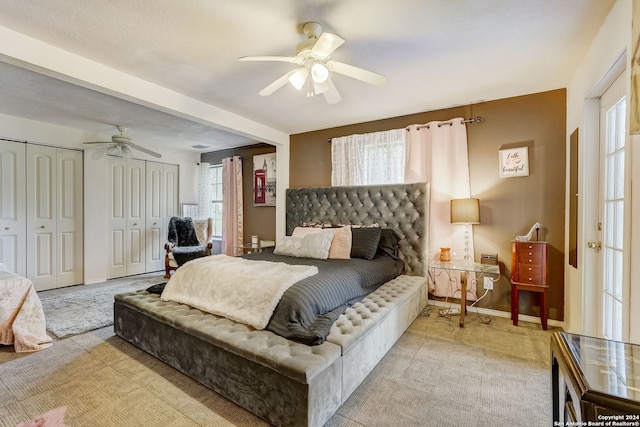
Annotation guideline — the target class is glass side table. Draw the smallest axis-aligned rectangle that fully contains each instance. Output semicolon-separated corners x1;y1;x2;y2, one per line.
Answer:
428;259;500;327
230;243;275;256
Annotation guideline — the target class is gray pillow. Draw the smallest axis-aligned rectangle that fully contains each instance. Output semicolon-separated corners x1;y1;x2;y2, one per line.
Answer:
350;227;382;260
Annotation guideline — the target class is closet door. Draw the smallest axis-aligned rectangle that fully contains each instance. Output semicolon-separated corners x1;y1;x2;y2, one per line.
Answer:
0;140;26;276
107;156;146;278
127;158;146;275
26;145;57;290
107;156;127;278
56;149;83;287
145;161;164;272
163;163;179;233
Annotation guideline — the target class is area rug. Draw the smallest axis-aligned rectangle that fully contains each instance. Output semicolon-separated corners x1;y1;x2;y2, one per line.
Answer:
40;276;166;338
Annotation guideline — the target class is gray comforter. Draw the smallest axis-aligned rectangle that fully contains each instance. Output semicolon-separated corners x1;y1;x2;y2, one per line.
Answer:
243;252;404;345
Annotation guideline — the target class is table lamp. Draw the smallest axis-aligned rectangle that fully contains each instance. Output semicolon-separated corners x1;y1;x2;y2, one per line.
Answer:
450;198;480;261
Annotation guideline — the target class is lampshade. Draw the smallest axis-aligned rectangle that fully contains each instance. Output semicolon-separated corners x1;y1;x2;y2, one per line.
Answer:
311;62;329;83
450;198;480;224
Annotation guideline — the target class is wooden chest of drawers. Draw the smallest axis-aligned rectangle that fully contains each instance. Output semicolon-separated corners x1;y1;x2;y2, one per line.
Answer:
511;241;548;329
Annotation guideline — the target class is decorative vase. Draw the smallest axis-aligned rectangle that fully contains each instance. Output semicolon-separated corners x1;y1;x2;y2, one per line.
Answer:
439;247;451;262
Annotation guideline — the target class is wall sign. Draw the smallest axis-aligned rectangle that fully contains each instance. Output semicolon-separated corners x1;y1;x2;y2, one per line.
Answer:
499;147;529;178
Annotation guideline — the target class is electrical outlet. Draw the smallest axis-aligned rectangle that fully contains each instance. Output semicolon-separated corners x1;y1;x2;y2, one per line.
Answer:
483;277;494;290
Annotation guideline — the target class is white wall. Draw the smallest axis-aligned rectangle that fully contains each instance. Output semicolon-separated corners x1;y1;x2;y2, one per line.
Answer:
0;113;201;284
565;0;636;339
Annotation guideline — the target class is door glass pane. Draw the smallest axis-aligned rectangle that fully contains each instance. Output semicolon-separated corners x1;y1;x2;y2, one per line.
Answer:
602;93;626;341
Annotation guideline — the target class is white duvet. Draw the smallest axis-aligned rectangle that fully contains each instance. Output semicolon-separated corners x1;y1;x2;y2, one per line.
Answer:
161;254;318;330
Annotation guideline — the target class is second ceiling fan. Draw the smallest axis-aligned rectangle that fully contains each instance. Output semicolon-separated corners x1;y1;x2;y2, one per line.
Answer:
239;22;386;104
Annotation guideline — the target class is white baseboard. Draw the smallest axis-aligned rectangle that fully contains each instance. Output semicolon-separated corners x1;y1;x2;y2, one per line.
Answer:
426;299;564;329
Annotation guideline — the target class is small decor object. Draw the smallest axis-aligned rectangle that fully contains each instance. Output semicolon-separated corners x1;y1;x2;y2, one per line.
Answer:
481;253;498;265
253;153;276;206
515;222;541;242
251;235;259;247
439;247;451;262
499;147;529;178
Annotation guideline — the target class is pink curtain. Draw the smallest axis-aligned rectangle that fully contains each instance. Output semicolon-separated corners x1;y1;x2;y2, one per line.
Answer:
222;156;243;256
405;118;477;299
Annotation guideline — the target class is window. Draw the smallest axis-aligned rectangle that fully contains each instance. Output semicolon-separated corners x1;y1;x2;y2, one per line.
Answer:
331;129;405;186
210;164;223;237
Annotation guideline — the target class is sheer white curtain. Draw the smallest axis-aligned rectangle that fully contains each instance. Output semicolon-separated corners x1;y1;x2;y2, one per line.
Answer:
196;162;213;219
331;129;405;186
222;156;243;256
405;119;476;299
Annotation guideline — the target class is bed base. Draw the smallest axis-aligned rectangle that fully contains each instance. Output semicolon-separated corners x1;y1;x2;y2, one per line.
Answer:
114;275;426;427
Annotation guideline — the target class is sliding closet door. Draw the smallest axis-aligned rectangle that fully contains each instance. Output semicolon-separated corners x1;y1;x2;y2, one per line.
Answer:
0;140;26;276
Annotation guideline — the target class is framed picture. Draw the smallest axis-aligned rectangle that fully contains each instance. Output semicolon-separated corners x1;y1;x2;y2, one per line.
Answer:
253;153;276;206
181;203;198;218
499;147;529;178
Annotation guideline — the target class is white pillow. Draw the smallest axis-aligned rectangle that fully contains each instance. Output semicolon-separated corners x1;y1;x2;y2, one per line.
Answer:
292;226;351;259
274;232;334;259
291;226;322;238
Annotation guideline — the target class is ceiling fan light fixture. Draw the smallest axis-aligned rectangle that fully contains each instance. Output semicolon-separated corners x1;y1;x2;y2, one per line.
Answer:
311;62;329;83
288;68;309;90
106;145;121;157
120;145;133;158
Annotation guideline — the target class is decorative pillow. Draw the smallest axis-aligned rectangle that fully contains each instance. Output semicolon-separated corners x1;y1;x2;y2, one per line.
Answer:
274;232;334;259
350;227;382;260
292;226;351;259
326;226;352;259
192;218;209;245
377;228;400;259
291;226;322;238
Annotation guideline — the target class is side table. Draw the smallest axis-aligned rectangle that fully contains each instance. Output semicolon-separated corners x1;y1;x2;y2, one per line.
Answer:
428;259;500;327
230;243;275;255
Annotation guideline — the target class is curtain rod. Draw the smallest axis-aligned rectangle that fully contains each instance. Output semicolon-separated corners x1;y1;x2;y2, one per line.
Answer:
410;116;483;131
326;116;484;142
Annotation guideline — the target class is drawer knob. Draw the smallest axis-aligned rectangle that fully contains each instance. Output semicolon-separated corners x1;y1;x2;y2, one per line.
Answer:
528;278;533;281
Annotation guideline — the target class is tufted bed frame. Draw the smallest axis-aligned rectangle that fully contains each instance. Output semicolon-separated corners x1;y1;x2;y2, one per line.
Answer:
114;182;430;426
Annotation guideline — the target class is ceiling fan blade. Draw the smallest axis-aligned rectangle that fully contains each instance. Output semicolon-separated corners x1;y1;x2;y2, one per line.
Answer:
127;142;162;158
259;70;298;96
238;56;303;64
327;60;387;87
311;32;345;59
322;78;342;104
83;141;112;145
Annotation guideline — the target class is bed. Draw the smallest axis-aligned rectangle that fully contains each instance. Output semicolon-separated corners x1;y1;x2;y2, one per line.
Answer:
114;182;430;426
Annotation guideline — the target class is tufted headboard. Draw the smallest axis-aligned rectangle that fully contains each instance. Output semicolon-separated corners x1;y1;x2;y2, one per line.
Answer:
285;183;430;276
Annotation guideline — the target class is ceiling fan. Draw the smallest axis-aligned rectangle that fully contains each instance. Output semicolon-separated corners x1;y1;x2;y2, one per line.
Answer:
239;22;386;104
83;125;161;158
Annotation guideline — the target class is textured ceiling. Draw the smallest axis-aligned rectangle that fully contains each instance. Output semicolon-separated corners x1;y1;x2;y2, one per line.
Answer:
0;0;615;153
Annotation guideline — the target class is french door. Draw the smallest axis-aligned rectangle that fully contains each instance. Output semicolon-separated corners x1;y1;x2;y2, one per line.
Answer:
597;73;628;341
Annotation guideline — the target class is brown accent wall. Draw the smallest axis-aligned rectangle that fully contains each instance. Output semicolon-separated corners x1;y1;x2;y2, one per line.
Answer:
201;144;276;244
289;89;566;321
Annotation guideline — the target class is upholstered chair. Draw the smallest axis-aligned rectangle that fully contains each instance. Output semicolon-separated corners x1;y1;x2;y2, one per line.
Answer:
164;217;213;278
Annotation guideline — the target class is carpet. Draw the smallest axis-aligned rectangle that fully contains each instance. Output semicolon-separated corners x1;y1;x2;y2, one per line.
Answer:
40;276;166;338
